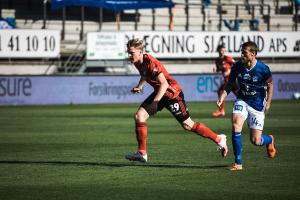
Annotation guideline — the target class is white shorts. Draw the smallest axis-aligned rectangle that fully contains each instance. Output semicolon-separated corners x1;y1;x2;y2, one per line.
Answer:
232;99;265;130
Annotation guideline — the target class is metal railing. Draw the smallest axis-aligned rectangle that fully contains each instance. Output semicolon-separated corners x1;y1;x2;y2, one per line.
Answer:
175;2;271;31
37;1;299;41
61;37;86;73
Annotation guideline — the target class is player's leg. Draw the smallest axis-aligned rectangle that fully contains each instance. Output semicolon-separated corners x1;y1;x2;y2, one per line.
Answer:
228;100;247;170
219;83;226;114
166;92;228;157
248;108;276;158
182;118;219;143
229;113;244;170
212;85;225;117
249;129;276;158
182;117;228;157
125;106;149;162
135;107;149;156
126;93;157;162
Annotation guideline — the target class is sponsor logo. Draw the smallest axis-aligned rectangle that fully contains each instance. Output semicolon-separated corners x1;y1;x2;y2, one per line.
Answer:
243;74;251;80
234;105;243;111
0;77;32;97
278;80;300;92
89;82;139;99
251;117;262;127
253;76;258;82
197;75;222;93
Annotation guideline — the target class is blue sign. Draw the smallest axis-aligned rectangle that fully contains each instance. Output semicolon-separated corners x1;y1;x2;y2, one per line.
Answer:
51;0;175;11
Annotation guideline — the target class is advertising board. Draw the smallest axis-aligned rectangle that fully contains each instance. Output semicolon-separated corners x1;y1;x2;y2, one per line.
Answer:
0;74;299;105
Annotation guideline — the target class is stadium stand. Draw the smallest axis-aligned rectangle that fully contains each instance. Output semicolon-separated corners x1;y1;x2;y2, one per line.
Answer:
0;0;299;75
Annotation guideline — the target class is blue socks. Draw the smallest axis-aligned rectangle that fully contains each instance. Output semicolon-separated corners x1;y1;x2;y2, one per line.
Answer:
232;132;273;165
259;134;272;146
232;132;242;165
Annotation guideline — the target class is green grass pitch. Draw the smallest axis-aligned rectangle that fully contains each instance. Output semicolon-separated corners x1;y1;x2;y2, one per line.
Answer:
0;100;299;200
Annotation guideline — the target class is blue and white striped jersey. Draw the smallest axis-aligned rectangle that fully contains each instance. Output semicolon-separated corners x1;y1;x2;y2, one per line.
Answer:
229;60;272;111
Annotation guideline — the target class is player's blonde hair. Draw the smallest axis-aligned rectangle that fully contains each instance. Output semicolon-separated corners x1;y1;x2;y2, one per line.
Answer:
127;38;144;51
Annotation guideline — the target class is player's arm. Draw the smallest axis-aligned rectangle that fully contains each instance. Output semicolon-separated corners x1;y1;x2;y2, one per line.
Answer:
213;61;217;72
217;65;236;108
223;69;231;77
217;88;228;108
215;61;221;73
131;76;146;93
148;73;169;114
265;77;273;113
229;56;235;65
153;72;169;102
223;57;235;77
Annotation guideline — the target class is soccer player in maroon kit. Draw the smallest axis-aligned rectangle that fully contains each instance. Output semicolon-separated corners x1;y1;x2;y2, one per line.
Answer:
212;44;235;117
125;38;228;162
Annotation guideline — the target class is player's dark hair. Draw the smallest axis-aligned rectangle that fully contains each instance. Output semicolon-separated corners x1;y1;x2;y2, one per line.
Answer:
242;41;258;55
217;44;226;51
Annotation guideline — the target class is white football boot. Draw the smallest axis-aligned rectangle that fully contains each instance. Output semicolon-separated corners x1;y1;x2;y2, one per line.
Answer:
217;134;228;157
125;151;148;163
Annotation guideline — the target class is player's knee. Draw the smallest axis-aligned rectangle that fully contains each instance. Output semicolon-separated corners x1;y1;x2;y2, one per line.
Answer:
251;136;261;146
135;112;145;122
181;122;192;131
232;120;243;131
232;123;240;131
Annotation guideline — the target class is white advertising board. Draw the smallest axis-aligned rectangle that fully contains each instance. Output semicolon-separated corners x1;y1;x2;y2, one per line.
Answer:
87;32;125;60
87;31;300;59
126;31;300;58
0;29;60;58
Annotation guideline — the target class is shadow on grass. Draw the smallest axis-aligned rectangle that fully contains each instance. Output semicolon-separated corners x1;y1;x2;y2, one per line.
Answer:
0;160;227;170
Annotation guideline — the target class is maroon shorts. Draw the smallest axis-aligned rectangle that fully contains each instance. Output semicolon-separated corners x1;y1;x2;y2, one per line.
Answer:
141;91;190;123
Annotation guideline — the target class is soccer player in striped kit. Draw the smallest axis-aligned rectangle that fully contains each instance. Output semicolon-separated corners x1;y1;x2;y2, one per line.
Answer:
217;41;276;170
125;38;228;162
